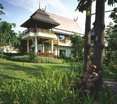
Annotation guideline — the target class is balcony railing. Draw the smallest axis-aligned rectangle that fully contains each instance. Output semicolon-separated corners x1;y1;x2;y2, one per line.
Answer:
23;28;53;35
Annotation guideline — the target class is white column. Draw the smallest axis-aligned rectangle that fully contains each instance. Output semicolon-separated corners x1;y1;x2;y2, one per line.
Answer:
34;36;38;54
57;38;59;57
51;40;54;54
42;43;45;53
27;39;29;53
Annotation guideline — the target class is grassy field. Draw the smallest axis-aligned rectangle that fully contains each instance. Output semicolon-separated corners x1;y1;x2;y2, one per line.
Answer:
0;58;73;81
0;58;116;104
0;57;116;81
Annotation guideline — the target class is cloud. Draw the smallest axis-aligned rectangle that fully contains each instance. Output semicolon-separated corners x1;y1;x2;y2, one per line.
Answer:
6;0;83;33
6;0;38;12
46;0;71;16
6;0;71;17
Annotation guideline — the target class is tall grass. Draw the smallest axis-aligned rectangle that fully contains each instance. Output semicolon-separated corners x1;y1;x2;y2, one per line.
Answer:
0;69;115;104
0;70;76;104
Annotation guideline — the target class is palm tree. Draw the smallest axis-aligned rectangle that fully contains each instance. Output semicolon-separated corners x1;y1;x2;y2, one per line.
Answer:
76;0;93;72
83;1;92;72
76;0;117;95
77;0;117;70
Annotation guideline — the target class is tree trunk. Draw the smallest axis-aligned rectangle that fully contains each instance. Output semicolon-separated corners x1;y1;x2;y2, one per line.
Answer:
83;3;92;72
93;0;105;72
77;0;105;96
93;0;105;90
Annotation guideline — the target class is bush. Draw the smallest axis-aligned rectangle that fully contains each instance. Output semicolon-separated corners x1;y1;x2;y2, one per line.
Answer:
37;56;64;64
0;53;8;59
102;64;117;80
5;53;64;64
28;52;38;63
10;55;30;62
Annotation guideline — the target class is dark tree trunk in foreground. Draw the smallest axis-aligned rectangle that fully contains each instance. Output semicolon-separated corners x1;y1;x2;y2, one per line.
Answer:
73;0;107;97
93;0;105;73
83;4;91;72
76;0;105;96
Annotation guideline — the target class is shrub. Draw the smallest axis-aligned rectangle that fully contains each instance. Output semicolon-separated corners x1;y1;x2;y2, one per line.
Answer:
102;64;117;80
37;56;64;64
0;53;8;59
10;55;30;62
6;53;64;64
28;52;38;63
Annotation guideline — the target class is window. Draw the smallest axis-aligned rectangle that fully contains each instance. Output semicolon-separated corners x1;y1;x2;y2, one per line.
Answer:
60;49;66;58
59;34;65;40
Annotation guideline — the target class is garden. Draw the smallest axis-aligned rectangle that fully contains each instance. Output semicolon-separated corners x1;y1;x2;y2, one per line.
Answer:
0;0;117;104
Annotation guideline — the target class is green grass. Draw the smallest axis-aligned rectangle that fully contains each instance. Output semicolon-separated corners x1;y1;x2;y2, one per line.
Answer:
0;58;72;81
103;64;117;80
0;58;116;104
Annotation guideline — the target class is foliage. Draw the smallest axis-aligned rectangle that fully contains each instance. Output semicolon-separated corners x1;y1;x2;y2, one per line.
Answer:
0;71;116;104
102;64;117;80
76;0;92;12
7;53;64;64
97;87;117;104
0;21;20;47
0;79;90;104
0;59;116;104
28;52;38;63
71;35;83;62
70;62;83;75
36;56;64;64
76;0;117;12
105;7;117;65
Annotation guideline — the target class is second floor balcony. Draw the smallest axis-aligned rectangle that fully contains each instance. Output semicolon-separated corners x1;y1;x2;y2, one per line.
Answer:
22;28;57;39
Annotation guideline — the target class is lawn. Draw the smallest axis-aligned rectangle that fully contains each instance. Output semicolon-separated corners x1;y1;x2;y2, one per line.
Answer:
0;58;81;104
0;58;116;104
0;58;72;81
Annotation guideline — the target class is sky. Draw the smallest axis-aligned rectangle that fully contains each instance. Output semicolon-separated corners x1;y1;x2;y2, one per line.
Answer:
0;0;116;34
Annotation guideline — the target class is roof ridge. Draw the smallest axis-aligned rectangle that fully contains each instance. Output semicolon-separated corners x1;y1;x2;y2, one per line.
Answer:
47;12;76;22
31;9;78;23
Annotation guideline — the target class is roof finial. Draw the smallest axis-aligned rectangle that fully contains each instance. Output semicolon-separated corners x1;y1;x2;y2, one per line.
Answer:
39;0;41;9
38;0;47;11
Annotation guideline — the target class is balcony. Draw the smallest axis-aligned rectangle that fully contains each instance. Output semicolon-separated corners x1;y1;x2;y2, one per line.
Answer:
22;28;57;39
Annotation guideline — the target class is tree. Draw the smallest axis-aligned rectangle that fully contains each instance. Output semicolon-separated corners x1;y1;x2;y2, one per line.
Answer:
77;0;117;71
92;0;116;83
76;0;117;96
0;21;20;47
71;35;83;61
106;8;117;65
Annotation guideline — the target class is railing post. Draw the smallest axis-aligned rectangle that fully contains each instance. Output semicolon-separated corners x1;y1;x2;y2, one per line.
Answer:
27;39;30;53
51;40;54;54
34;36;38;54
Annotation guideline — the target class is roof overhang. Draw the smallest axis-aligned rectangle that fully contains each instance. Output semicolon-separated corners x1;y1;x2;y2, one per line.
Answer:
21;9;59;29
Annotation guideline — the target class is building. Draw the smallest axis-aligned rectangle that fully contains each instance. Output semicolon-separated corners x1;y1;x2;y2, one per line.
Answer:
0;45;19;53
21;9;80;58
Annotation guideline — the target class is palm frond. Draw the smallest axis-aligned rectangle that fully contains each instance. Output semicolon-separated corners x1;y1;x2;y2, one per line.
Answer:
76;0;92;12
107;0;117;5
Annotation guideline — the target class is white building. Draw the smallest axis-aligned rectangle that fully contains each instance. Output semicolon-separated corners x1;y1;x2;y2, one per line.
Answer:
21;9;80;58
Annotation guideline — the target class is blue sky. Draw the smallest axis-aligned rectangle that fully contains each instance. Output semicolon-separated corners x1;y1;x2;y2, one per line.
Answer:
0;0;116;33
1;0;79;32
